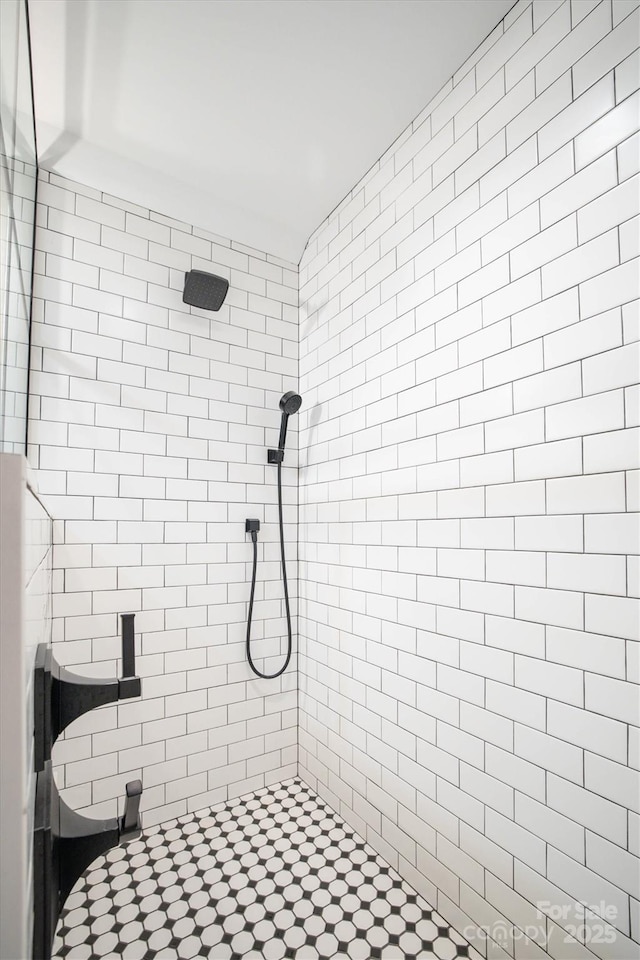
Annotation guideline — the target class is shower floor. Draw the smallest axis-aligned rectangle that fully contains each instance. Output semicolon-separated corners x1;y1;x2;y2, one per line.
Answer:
53;778;477;960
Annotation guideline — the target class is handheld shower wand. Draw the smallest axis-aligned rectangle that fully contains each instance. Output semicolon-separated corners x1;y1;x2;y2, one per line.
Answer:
246;391;302;679
270;391;302;463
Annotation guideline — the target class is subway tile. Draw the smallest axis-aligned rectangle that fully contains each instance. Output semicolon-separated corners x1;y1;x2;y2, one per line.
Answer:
513;214;578;282
547;848;630;935
48;207;101;244
480;70;536;144
434;185;480;241
486;479;546;516
476;4;533;88
436;544;483;582
615;46;640;103
437;778;484;833
511;288;579;347
516;584;584;629
585;670;640;732
459;255;510;308
486;743;546;801
585;512;640;554
457;72;505;143
459;318;510;367
587;831;640;899
613;0;640;28
540;0;613;92
507;73;572;152
460;640;514;683
480;135;539;205
455;131;508;195
459;383;513;426
508;142;575;215
485;408;545;452
586;593;640;641
517;792;585;863
461;518;514;550
483;271;542;328
542;228;619;298
578;172;640;244
515;652;584;707
482;203;540;265
487;807;545;873
515;437;582;480
586;751;640;818
460;701;513;752
457;193;508;251
584;342;640;400
540;148;617;227
620;213;640;263
583;426;640;473
434;128;479;188
434;242;481;293
573;6;640;97
547;772;628;846
515;722;584;784
461;578;514;617
546;389;624;441
516;514;583;552
432;71;477;135
460;450;513;487
486;549;545;587
544;310;623;371
579;258;640;319
548;551;627;595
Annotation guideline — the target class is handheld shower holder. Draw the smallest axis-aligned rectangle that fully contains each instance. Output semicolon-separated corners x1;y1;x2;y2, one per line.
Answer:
267;449;285;464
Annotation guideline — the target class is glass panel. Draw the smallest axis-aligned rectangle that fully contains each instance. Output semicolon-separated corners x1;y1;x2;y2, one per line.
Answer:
0;0;37;454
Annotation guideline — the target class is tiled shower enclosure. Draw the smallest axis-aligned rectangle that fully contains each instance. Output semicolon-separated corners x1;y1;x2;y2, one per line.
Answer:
30;178;300;824
26;1;640;958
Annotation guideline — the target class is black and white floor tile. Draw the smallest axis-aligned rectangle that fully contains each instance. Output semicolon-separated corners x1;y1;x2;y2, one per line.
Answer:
53;778;479;960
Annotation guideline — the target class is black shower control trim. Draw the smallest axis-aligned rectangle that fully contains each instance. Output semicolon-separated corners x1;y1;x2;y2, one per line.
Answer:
33;761;143;960
34;614;141;773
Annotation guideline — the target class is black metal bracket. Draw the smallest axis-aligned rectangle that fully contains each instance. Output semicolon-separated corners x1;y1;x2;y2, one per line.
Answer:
35;614;141;772
32;612;143;959
33;761;143;960
267;448;284;464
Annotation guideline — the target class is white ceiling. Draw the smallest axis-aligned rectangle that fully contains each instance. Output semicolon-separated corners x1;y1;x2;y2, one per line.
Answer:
29;0;512;263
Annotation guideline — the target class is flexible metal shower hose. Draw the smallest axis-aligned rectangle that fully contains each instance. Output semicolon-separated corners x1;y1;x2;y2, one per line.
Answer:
246;460;292;679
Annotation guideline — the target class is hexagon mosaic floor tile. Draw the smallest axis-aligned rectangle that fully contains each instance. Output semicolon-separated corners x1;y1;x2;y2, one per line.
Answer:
53;777;479;960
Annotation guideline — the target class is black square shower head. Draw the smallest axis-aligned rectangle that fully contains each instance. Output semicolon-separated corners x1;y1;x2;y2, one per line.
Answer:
182;270;229;311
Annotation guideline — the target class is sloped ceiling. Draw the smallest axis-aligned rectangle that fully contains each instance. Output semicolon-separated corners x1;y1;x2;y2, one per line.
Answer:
29;0;512;262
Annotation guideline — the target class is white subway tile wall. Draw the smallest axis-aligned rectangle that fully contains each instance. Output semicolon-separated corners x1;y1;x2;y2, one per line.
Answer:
298;2;639;958
30;173;299;826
